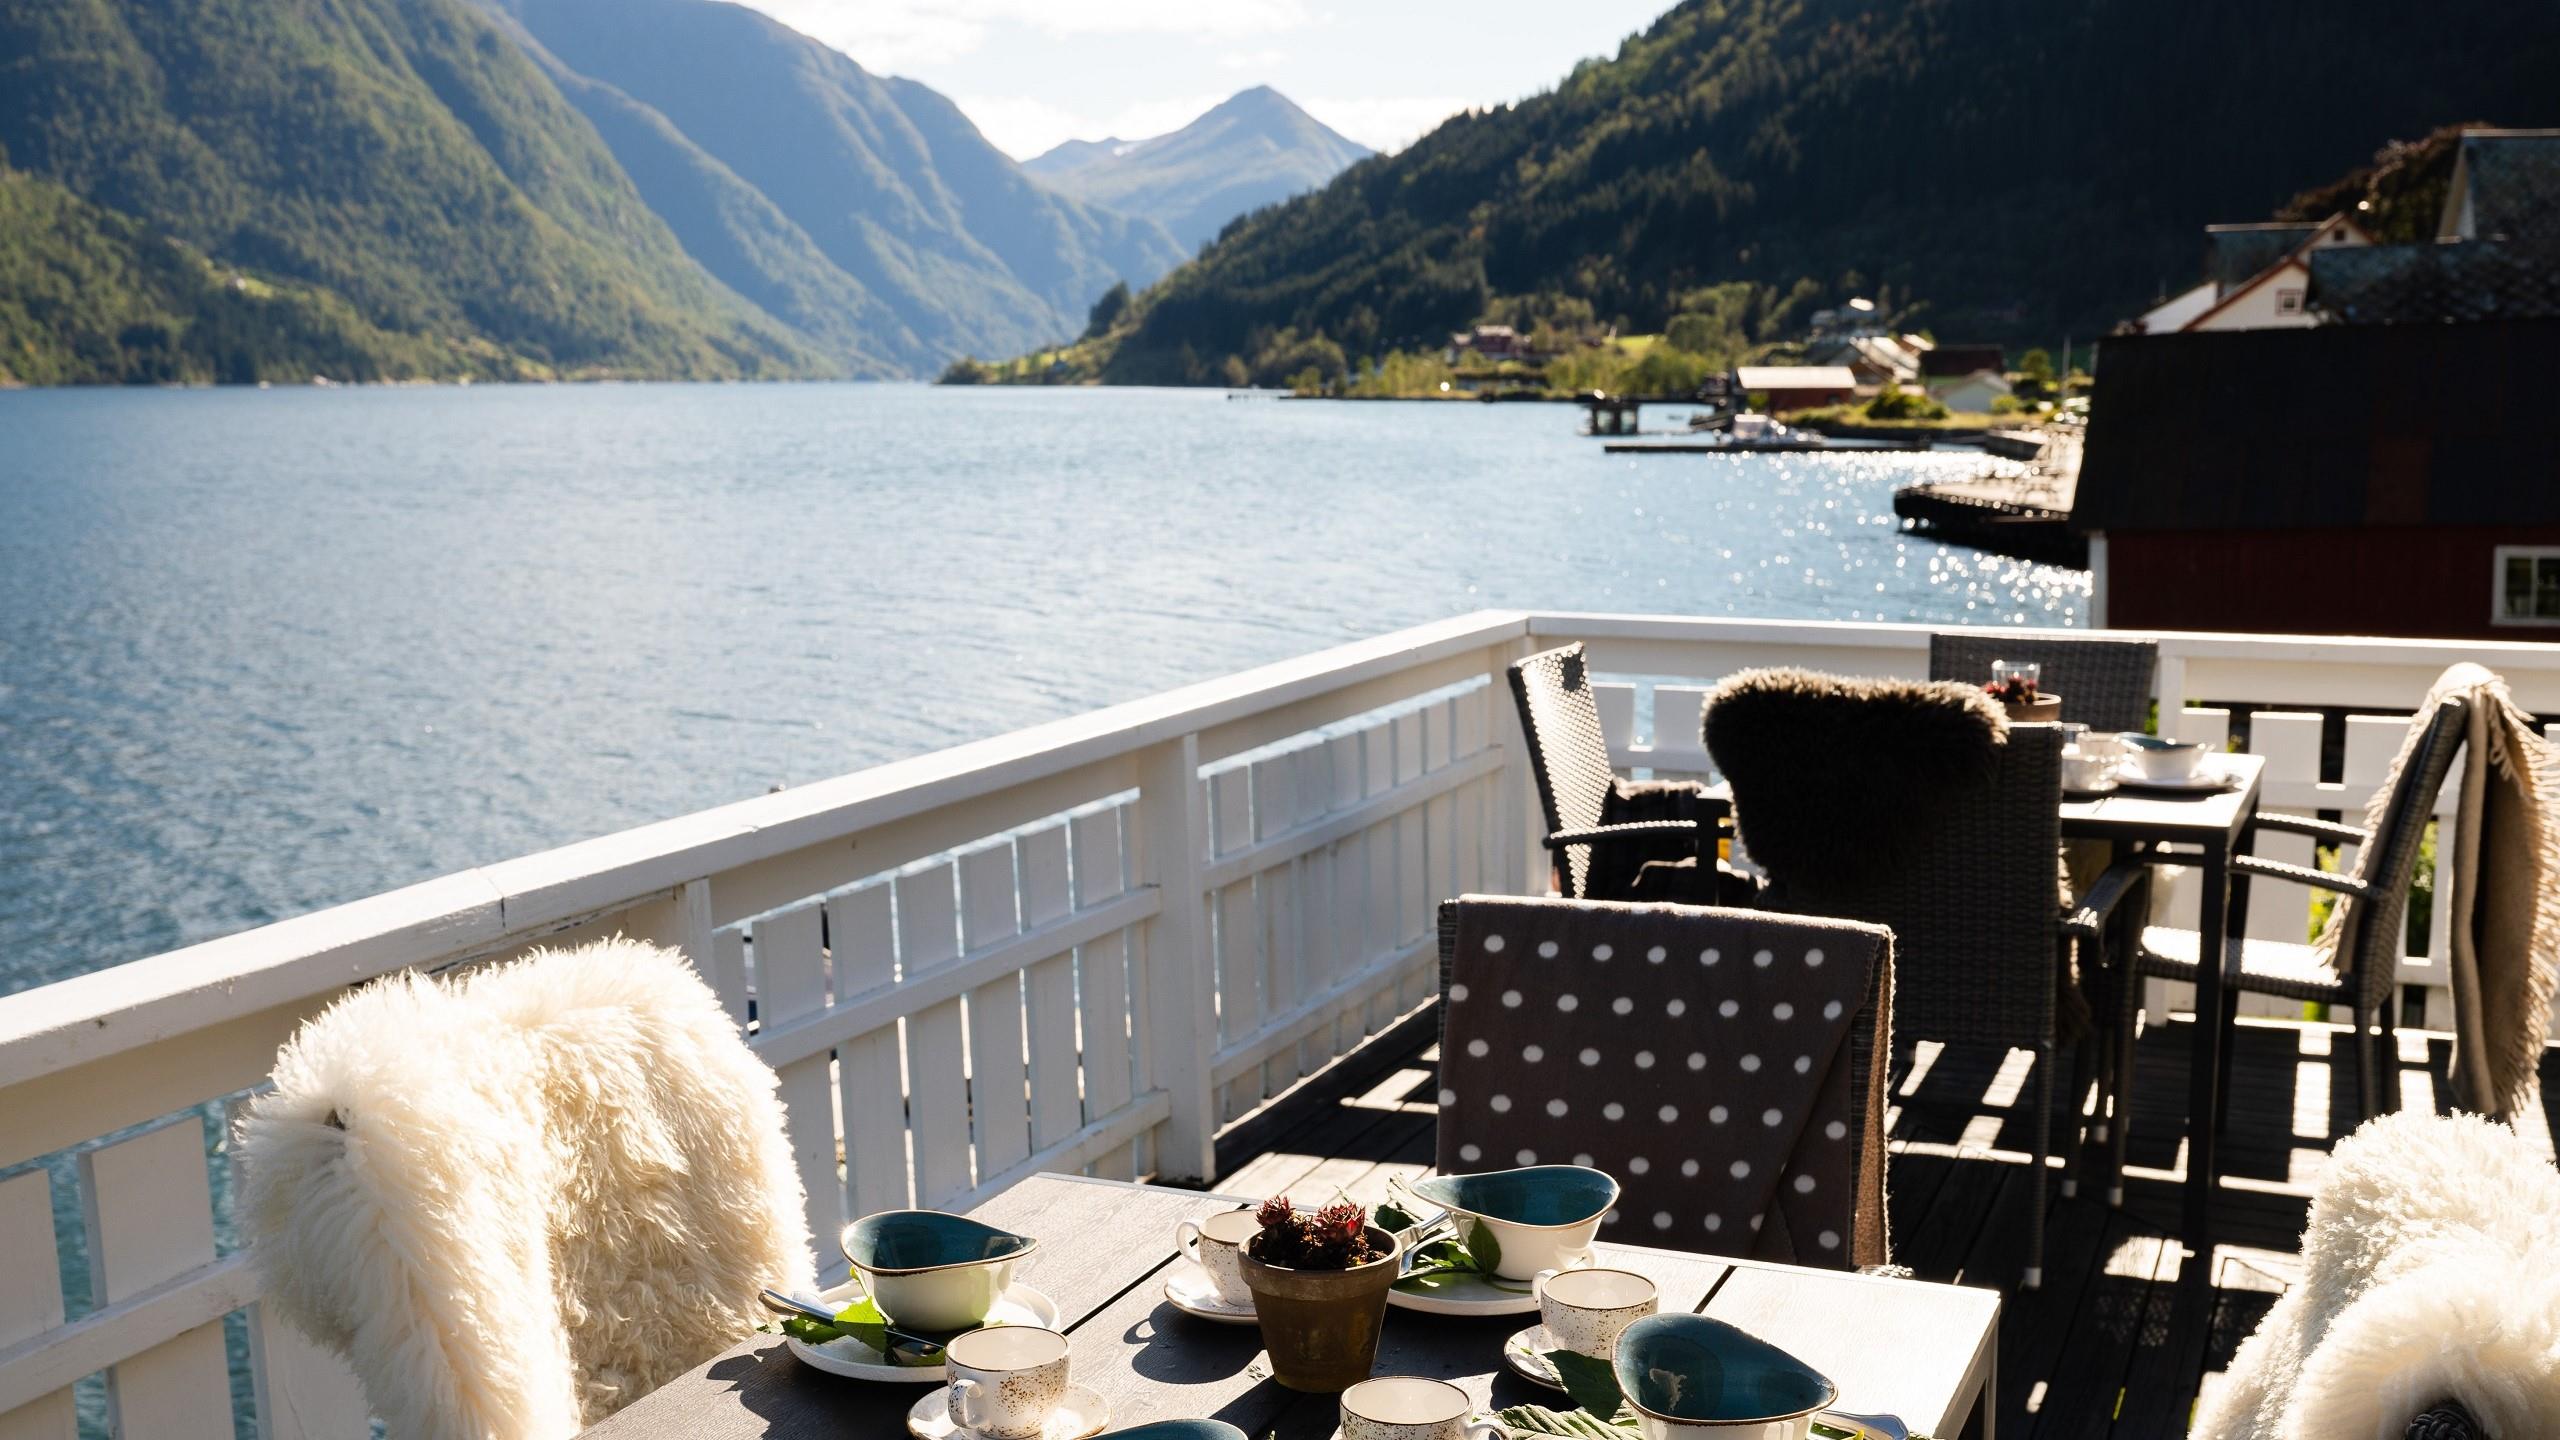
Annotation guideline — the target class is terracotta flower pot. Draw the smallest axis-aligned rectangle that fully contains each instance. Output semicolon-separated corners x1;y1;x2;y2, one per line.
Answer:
1238;1224;1403;1391
2004;692;2062;722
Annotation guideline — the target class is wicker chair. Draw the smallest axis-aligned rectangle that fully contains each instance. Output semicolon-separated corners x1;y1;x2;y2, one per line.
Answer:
2406;1402;2488;1440
1508;643;1714;900
1928;631;2159;735
1702;670;2147;1288
2103;694;2470;1201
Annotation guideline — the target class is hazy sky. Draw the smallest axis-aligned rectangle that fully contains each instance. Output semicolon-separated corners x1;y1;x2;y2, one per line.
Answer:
733;0;1674;160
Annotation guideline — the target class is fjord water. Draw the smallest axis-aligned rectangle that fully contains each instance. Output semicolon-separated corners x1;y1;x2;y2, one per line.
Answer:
0;383;2084;995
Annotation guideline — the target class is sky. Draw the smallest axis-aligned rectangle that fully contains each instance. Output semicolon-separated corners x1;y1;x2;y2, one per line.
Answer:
731;0;1676;160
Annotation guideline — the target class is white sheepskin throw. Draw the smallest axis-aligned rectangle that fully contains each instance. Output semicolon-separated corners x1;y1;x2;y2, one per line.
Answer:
2193;1111;2560;1439
236;937;815;1439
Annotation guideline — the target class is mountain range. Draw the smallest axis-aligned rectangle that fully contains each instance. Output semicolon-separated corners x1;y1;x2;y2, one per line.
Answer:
1025;87;1371;255
0;0;1349;383
1057;0;2560;385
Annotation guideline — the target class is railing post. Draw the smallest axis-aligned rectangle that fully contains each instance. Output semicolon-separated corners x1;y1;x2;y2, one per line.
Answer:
1134;733;1218;1184
1490;638;1544;896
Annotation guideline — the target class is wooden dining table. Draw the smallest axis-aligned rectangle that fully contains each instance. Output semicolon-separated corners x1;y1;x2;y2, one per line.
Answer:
583;1174;2002;1439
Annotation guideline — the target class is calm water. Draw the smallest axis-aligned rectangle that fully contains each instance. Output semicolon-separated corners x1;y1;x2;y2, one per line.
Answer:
0;383;2085;995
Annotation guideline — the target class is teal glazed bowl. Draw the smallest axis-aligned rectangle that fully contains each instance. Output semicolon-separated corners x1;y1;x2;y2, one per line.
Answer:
840;1210;1039;1332
1097;1424;1250;1439
1611;1314;1838;1439
1399;1165;1618;1280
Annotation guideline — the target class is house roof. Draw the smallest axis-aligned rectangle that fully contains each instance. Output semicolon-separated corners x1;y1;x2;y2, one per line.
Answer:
1929;368;2012;394
2307;240;2560;325
1920;344;2003;378
2077;319;2560;532
2179;214;2370;331
2440;130;2560;245
2134;282;2217;334
2205;224;2320;292
1736;366;1858;390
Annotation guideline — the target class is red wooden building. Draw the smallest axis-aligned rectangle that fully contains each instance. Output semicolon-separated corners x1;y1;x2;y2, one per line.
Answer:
2077;318;2560;640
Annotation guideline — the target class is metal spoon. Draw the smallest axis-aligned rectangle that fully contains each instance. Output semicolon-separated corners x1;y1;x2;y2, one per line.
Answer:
756;1289;945;1365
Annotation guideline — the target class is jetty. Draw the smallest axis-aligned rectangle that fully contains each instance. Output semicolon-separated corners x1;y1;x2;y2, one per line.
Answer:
1894;427;2085;565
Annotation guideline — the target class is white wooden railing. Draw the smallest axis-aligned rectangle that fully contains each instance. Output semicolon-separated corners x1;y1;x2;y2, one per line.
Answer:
3;610;2556;1437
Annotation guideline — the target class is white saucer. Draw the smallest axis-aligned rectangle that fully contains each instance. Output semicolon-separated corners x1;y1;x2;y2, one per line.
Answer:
1500;1324;1576;1391
1386;1250;1591;1317
785;1282;1064;1384
1161;1261;1257;1324
906;1382;1110;1439
2111;759;2235;792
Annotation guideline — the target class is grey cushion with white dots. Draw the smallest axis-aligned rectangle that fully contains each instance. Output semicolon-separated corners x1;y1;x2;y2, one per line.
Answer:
1436;895;1893;1270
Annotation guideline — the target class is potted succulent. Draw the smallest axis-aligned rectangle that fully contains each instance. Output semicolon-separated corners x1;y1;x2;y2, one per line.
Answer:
1986;670;2061;722
1236;1195;1402;1391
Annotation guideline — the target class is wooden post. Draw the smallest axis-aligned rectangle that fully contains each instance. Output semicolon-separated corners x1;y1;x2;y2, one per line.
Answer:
1133;734;1217;1183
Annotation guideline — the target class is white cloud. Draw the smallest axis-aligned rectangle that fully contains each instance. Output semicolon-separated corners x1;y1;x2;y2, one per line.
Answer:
1296;94;1473;153
744;0;1308;70
1216;47;1288;71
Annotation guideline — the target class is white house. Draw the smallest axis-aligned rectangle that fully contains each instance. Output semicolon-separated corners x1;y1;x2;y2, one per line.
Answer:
2127;213;2372;333
1927;369;2013;413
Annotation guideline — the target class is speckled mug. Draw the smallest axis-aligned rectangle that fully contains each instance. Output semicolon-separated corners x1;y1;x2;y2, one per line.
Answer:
1174;1209;1259;1305
1535;1266;1658;1360
945;1325;1070;1439
1338;1377;1507;1440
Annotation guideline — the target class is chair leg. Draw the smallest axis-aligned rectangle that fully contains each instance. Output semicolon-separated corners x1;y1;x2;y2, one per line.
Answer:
2111;978;2138;1208
2212;985;2241;1138
2348;1005;2374;1124
2061;1037;2096;1200
2377;990;2403;1114
2026;1041;2054;1291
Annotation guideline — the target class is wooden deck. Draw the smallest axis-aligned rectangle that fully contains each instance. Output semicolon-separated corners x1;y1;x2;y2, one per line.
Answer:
1205;1003;2560;1439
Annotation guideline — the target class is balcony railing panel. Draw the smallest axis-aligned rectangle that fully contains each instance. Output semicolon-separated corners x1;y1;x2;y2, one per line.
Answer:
3;609;2556;1434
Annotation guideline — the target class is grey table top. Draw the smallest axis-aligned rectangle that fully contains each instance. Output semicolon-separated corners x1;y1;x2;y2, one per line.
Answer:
582;1174;2001;1439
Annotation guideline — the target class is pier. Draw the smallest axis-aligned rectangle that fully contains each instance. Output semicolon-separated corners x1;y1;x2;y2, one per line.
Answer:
1894;428;2086;566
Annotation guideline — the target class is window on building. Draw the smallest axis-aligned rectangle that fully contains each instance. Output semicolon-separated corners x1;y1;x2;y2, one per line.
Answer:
2495;546;2560;626
2276;289;2305;315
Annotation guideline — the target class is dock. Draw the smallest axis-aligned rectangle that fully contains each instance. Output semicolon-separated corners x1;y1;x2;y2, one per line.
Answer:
1894;428;2085;566
1602;439;1919;455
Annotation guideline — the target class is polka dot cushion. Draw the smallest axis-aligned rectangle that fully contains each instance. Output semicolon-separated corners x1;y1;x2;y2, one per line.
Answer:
1437;896;1893;1270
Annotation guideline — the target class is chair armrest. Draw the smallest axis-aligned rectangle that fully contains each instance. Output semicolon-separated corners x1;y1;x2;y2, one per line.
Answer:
2064;859;2150;942
2233;854;2371;896
2251;812;2372;846
1543;821;1706;851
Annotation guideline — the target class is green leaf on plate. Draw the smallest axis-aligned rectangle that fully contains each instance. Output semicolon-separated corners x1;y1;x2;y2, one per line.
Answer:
1374;1200;1418;1232
1545;1350;1628;1422
1466;1217;1503;1275
1493;1402;1638;1435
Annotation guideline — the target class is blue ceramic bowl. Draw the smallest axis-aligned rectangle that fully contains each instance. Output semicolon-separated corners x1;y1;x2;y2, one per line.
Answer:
839;1210;1038;1332
1397;1166;1618;1280
1612;1314;1837;1436
1096;1424;1249;1440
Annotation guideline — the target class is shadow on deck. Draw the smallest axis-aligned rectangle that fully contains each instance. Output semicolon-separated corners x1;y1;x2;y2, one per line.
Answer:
1205;1005;2560;1439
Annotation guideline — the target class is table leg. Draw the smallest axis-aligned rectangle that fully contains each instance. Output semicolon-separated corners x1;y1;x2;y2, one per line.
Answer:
2182;834;2229;1250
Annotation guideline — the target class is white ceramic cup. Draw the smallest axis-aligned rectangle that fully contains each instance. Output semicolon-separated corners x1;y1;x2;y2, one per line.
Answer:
1534;1267;1658;1360
1339;1377;1508;1440
2060;749;2114;791
944;1325;1071;1440
1174;1209;1259;1305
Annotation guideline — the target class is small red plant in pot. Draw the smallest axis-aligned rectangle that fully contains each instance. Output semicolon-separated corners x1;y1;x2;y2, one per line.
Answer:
1238;1195;1402;1391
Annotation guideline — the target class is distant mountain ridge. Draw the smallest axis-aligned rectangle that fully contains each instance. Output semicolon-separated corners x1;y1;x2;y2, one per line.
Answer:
1025;88;1371;253
1055;0;2560;385
0;0;1186;382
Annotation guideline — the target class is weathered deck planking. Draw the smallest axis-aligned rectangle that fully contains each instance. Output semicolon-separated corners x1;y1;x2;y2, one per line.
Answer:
1206;1004;2560;1439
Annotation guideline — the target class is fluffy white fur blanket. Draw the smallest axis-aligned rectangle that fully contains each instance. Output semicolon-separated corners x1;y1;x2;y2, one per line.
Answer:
236;938;814;1439
2194;1111;2560;1439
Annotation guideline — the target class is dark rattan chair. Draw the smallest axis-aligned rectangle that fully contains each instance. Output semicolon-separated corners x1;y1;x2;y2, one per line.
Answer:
1508;643;1713;900
2405;1402;2488;1440
2105;695;2470;1201
1928;631;2159;735
1702;670;2147;1288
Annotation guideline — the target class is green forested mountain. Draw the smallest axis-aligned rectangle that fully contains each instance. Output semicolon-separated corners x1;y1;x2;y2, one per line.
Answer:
0;0;1182;383
485;0;1186;373
1065;0;2560;385
1026;87;1371;254
0;0;825;382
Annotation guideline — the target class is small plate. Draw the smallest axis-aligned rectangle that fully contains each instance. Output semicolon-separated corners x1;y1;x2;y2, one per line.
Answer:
786;1282;1064;1383
1386;1250;1592;1317
1501;1325;1575;1391
2111;759;2235;792
1161;1262;1256;1324
2062;775;2118;797
907;1382;1111;1439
